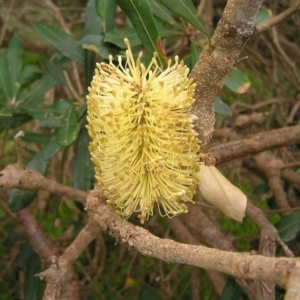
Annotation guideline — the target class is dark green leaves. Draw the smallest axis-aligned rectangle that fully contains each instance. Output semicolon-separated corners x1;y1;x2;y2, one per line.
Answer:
115;0;168;67
276;211;300;242
96;0;117;33
33;23;84;65
214;97;232;116
225;68;251;94
157;0;208;37
55;106;78;146
72;122;94;191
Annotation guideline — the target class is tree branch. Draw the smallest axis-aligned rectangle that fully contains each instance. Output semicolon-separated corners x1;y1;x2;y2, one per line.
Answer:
189;0;262;146
209;126;300;165
0;164;87;204
86;185;300;298
255;2;300;34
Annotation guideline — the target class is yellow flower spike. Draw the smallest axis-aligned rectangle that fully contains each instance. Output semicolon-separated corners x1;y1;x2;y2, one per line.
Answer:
87;38;200;223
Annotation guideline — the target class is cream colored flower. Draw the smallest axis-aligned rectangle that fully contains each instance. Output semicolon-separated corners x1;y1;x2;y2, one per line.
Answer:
87;39;200;223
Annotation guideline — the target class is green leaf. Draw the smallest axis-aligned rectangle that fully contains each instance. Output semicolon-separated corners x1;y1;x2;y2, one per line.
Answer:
8;151;47;212
255;9;272;26
7;35;23;99
72;122;94;191
33;23;84;65
157;0;208;37
253;183;270;195
19;65;42;87
105;27;142;48
276;211;300;242
96;0;117;33
85;0;102;35
8;189;37;212
105;27;182;49
0;114;32;130
80;35;114;59
220;278;245;300
45;59;68;86
148;0;181;27
22;131;50;145
115;0;167;67
20;73;57;107
190;41;200;68
27;149;48;174
0;51;12;99
214;97;232;116
225;68;251;94
3;232;27;247
85;49;96;90
24;254;41;300
55;107;78;146
41;135;63;160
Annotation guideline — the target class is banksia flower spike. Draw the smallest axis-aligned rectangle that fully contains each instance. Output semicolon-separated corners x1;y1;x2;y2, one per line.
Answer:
87;39;200;223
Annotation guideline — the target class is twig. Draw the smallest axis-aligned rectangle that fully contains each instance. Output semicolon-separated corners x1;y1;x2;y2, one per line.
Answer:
14;131;24;166
254;153;291;216
256;2;300;34
0;164;87;204
210;126;300;165
0;0;16;45
37;221;101;300
86;185;300;298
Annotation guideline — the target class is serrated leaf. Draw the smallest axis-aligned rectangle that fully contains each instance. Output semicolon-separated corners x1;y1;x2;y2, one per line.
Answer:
0;51;12;99
115;0;167;67
24;254;41;300
255;9;272;26
33;23;84;65
45;59;68;86
96;0;117;33
276;211;300;242
157;0;208;37
214;97;232;116
72;122;94;191
225;68;251;94
198;166;247;222
7;35;23;98
55;107;78;146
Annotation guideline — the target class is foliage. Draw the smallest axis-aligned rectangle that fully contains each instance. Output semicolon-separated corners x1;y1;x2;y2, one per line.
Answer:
0;0;300;299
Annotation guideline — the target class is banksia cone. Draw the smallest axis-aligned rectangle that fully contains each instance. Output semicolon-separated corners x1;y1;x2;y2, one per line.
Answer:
87;39;200;223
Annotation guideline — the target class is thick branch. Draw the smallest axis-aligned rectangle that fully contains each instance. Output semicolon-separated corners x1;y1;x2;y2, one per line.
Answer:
190;0;262;146
0;164;87;204
86;185;300;294
209;126;300;164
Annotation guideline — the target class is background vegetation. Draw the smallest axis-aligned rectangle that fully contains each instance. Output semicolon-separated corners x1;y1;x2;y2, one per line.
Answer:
0;0;299;299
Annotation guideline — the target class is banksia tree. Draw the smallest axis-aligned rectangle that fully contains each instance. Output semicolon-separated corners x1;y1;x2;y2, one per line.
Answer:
87;39;200;223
